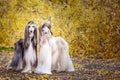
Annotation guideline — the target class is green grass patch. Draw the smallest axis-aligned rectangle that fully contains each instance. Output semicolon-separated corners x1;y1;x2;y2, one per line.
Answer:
0;47;14;52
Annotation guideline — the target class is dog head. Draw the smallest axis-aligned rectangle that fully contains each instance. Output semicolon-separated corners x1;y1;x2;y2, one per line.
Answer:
39;17;52;36
25;21;36;38
14;38;24;51
24;21;37;49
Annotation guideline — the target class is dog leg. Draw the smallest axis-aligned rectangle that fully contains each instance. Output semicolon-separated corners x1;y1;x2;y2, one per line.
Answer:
21;62;32;73
16;60;23;70
6;60;12;70
21;67;32;73
34;56;52;74
67;58;75;72
34;62;52;74
34;66;43;74
31;66;36;73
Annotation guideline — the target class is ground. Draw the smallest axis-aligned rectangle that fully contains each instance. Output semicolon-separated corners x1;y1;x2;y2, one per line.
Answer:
0;52;120;80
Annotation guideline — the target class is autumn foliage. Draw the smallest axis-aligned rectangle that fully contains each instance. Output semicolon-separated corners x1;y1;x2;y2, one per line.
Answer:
0;0;120;59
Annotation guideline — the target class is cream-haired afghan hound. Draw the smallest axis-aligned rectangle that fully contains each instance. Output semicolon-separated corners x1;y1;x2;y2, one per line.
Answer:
34;18;74;74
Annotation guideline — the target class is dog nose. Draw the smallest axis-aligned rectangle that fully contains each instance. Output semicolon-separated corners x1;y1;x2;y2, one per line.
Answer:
30;31;32;33
44;32;47;34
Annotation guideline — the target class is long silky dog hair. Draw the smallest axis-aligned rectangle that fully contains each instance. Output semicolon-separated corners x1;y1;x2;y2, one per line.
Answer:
35;18;74;74
7;38;24;70
21;21;37;73
24;21;37;50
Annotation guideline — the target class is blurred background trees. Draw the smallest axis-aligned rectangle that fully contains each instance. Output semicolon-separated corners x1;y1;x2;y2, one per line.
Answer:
0;0;120;59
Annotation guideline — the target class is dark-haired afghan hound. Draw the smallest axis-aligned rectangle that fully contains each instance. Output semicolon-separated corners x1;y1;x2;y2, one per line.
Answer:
7;38;24;70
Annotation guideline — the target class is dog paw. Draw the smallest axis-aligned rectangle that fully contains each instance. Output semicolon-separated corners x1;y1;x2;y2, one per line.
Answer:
21;70;26;73
16;67;23;71
6;66;12;70
21;69;32;73
34;69;52;75
34;70;40;74
67;68;75;72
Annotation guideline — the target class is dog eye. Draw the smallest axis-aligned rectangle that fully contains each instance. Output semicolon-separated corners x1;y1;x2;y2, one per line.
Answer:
28;26;30;28
32;26;35;28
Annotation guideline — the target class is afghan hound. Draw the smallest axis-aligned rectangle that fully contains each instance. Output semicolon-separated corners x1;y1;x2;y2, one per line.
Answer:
34;18;74;74
21;21;37;73
7;38;24;70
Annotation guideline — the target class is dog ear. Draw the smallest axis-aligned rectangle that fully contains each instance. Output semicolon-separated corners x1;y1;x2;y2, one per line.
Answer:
39;26;42;36
33;27;37;47
48;17;53;35
18;38;24;44
45;17;51;29
18;38;24;49
24;26;30;49
46;17;51;26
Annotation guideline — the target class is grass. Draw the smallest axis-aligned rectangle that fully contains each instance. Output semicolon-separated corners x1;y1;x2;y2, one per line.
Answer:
0;47;14;52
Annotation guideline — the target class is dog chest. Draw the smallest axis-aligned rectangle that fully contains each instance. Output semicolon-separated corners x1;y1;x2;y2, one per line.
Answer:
25;42;36;64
